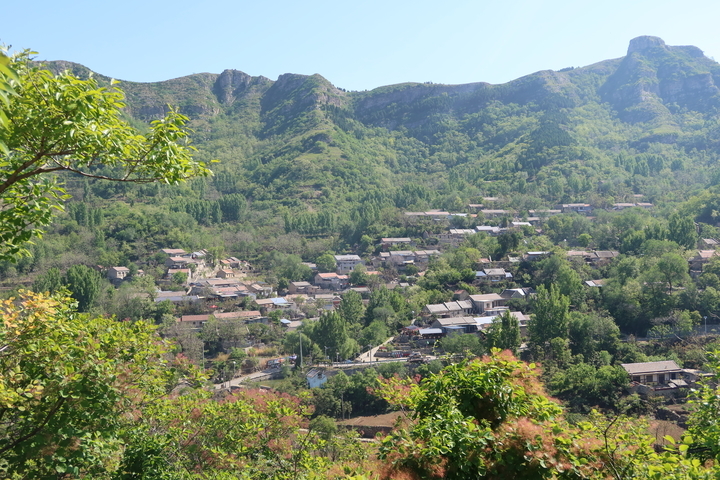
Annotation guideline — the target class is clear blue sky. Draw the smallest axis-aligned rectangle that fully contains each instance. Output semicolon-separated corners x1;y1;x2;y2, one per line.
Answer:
5;0;720;91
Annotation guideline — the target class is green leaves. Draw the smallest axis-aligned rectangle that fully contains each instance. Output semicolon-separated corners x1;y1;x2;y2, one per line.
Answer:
0;291;173;478
0;50;211;262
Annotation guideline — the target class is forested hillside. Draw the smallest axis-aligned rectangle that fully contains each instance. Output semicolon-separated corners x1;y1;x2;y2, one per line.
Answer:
42;37;720;219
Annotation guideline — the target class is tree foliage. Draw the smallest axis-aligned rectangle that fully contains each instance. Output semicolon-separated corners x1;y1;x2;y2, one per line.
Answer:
377;350;713;480
0;290;173;478
529;284;570;348
0;50;210;260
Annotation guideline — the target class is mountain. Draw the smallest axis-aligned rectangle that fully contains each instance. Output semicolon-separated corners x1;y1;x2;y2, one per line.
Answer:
42;36;720;235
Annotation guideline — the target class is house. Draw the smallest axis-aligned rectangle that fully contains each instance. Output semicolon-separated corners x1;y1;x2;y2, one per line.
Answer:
314;272;349;290
334;255;363;274
430;311;529;336
306;368;329;388
511;222;532;228
622;361;684;387
558;203;593;215
186;279;257;299
690;250;720;272
246;282;273;296
588;250;619;266
475;225;503;235
177;314;209;330
480;209;512;218
422;303;453;318
468;293;507;316
528;209;561;218
380;237;413;248
421;300;473;319
475;268;513;283
214;285;253;299
217;268;235;279
425;210;451;219
219;256;245;269
166;256;192;269
612;203;637;211
378;251;417;267
255;297;291;311
499;288;534;300
213;311;262;322
566;250;593;261
432;316;487;334
314;293;342;310
301;262;318;272
108;266;130;282
414;250;441;266
154;291;200;304
524;251;550;261
437;229;476;246
445;300;474;316
160;248;187;256
418;328;444;339
288;281;317;295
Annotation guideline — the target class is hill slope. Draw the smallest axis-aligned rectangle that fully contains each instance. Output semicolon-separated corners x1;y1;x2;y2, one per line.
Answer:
43;36;720;234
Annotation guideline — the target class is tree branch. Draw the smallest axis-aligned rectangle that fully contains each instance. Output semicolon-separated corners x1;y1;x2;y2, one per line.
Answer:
0;396;66;456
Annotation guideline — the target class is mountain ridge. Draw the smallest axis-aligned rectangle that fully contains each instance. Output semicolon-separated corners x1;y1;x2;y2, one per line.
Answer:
38;36;720;230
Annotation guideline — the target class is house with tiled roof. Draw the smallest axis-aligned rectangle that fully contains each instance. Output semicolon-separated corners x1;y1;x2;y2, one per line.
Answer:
314;272;349;290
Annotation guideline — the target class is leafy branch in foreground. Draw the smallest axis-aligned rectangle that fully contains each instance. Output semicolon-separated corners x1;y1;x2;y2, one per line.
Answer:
0;48;211;260
0;290;174;478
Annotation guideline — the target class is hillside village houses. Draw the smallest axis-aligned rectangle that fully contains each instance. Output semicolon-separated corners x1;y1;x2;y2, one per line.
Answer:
334;254;363;274
113;197;670;349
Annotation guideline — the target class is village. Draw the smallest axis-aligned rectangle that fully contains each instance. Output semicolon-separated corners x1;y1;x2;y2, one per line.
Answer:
88;197;720;408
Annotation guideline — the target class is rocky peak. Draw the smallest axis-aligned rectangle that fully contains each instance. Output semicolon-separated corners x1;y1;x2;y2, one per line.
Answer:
627;36;666;55
213;69;253;105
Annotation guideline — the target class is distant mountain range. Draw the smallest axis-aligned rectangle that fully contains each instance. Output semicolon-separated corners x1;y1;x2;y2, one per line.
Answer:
43;36;720;216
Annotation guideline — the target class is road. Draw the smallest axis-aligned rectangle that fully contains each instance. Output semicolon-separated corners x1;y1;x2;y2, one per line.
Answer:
354;336;395;363
213;337;428;390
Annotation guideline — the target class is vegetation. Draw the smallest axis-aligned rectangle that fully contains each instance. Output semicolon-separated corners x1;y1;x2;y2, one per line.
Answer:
7;37;720;477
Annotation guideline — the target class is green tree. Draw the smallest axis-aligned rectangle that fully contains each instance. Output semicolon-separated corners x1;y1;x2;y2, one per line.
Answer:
0;291;173;478
63;264;103;312
688;350;720;462
217;192;247;222
359;320;390;349
549;363;630;411
568;312;620;361
310;311;356;361
667;213;697;250
651;252;692;293
438;332;484;357
486;310;521;355
31;266;63;294
338;289;365;325
315;253;337;273
0;51;210;261
529;284;570;348
349;264;369;286
376;351;701;480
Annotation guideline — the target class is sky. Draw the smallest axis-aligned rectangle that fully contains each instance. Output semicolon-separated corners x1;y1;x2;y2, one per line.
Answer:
5;0;720;92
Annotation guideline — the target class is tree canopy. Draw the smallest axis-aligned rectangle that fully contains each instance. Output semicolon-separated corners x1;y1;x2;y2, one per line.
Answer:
0;50;210;260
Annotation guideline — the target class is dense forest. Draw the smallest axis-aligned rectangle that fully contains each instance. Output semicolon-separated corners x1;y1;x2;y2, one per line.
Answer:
7;36;720;478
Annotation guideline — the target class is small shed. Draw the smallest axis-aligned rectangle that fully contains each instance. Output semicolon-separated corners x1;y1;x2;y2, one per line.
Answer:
306;368;328;388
